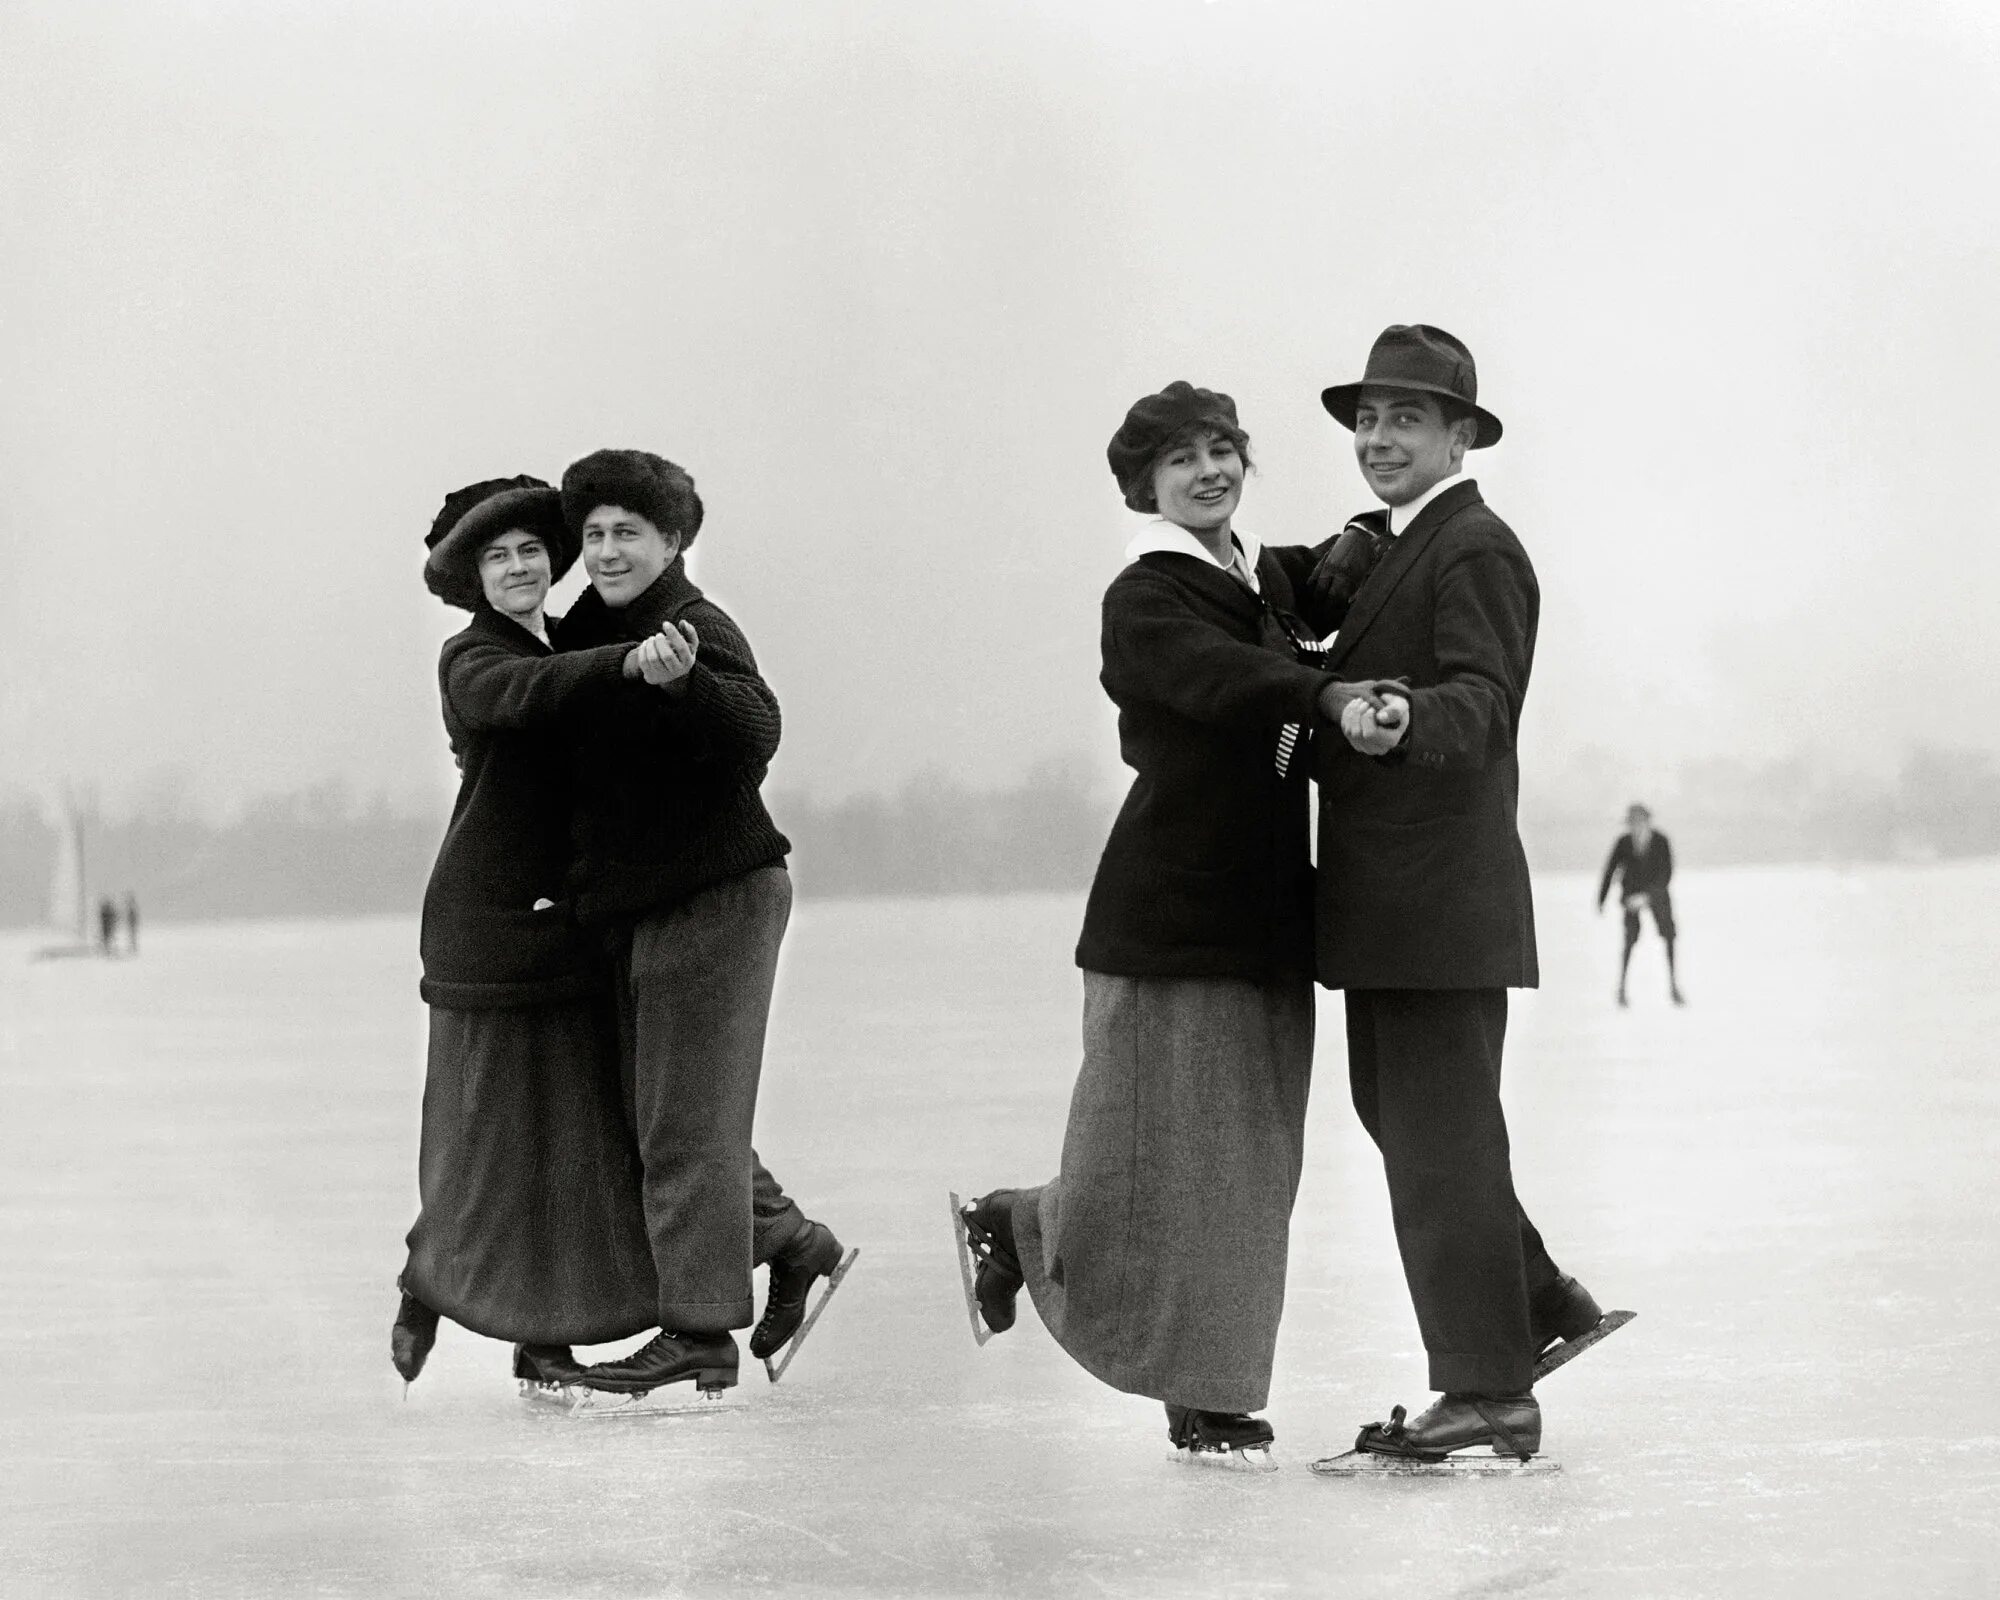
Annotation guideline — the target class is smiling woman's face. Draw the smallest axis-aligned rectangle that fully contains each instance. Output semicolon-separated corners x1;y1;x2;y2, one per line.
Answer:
1149;430;1244;534
477;528;554;620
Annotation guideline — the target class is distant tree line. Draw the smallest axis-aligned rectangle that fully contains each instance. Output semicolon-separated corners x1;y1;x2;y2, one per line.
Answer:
3;745;1997;928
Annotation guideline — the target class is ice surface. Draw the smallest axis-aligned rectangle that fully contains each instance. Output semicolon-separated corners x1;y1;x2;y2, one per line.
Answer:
1;863;1996;1598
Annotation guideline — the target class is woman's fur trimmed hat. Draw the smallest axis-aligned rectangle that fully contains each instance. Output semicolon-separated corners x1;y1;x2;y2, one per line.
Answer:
422;475;573;611
560;449;705;549
1106;381;1249;513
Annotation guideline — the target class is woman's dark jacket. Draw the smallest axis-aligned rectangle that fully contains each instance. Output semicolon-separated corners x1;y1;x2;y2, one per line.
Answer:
418;609;631;1008
551;559;789;929
1075;547;1337;980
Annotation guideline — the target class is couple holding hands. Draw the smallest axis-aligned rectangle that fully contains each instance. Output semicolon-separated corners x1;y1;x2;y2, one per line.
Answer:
391;448;850;1404
956;324;1621;1469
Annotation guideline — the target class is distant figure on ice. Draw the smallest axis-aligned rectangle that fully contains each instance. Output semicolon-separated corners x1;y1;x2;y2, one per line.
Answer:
395;476;662;1394
97;897;118;956
952;382;1401;1468
1294;325;1624;1469
550;449;850;1403
124;893;140;956
1598;803;1683;1007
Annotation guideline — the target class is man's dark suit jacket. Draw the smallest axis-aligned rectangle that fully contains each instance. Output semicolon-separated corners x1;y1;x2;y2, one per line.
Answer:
1309;478;1540;992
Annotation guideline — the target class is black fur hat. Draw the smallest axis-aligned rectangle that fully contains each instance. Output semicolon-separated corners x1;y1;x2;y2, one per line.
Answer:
423;475;573;611
1106;382;1250;513
560;449;705;550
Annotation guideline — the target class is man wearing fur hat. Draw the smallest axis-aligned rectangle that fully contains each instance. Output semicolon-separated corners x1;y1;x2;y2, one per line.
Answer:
1301;326;1621;1466
550;448;848;1398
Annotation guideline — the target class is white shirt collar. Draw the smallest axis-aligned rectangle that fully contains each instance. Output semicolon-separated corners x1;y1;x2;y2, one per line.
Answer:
1122;522;1263;592
1387;472;1472;537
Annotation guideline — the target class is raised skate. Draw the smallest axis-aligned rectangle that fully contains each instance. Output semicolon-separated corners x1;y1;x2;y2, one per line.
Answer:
1533;1307;1635;1380
1166;1406;1278;1474
948;1189;1023;1346
761;1243;861;1383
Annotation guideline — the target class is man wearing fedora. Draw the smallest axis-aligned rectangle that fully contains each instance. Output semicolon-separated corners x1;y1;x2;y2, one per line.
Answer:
1302;324;1618;1463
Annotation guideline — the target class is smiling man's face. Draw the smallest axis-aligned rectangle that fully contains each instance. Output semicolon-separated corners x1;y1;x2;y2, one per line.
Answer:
1351;387;1471;507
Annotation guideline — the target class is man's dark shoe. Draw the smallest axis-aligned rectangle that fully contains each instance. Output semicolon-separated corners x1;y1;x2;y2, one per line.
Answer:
1356;1392;1541;1461
512;1343;584;1385
391;1288;440;1385
750;1220;846;1360
575;1330;739;1394
1529;1273;1604;1358
960;1190;1024;1335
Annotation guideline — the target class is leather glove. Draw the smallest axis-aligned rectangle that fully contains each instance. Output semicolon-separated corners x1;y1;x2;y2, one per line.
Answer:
1307;519;1389;613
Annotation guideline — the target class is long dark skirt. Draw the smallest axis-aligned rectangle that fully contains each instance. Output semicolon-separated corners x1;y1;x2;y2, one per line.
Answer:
1012;969;1314;1413
401;998;659;1346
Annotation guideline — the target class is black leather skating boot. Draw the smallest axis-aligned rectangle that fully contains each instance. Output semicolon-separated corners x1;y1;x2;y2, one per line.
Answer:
749;1220;847;1360
391;1289;440;1385
575;1330;739;1394
512;1344;584;1386
959;1190;1024;1335
1166;1405;1276;1454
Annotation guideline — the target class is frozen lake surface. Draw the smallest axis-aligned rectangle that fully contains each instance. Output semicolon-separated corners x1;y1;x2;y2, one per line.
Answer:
2;862;1996;1598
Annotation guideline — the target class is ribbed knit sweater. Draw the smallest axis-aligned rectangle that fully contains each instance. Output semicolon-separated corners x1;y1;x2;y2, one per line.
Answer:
551;561;790;927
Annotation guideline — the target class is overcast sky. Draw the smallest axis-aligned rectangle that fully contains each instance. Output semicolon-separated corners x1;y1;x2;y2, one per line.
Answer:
4;0;1996;816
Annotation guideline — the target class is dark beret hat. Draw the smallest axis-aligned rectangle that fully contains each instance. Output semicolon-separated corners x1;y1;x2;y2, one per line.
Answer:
560;449;705;550
422;475;573;611
1106;381;1245;512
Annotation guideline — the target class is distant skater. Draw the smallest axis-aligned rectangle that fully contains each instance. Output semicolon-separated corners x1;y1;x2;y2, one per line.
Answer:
124;893;139;956
1598;803;1683;1006
952;382;1398;1467
394;476;662;1394
97;897;118;956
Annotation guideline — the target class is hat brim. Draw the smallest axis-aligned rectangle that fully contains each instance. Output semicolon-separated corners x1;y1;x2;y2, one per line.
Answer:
424;486;578;597
1320;381;1503;449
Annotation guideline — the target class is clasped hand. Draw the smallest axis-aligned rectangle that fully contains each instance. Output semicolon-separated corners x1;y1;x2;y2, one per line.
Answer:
623;620;700;690
1317;678;1410;756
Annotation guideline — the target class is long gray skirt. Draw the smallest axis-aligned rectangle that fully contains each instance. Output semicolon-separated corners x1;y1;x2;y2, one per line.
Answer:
402;999;659;1346
1012;969;1314;1413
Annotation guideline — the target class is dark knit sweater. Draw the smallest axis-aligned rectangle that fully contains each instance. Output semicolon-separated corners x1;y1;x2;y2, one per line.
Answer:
419;608;631;1007
551;560;790;927
1075;547;1337;979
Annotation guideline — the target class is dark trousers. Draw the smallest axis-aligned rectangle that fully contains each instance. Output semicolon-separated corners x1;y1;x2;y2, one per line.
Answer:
1345;987;1560;1394
610;865;806;1333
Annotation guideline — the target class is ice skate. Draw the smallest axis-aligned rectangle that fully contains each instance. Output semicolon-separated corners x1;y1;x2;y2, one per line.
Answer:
750;1219;857;1376
948;1189;1024;1345
511;1342;586;1407
390;1288;439;1390
535;1329;745;1419
1313;1393;1555;1477
1533;1306;1635;1381
758;1238;860;1383
1166;1405;1278;1474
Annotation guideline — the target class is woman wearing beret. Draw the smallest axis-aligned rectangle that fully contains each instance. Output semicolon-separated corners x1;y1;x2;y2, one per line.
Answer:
392;476;669;1391
953;384;1394;1464
548;449;849;1400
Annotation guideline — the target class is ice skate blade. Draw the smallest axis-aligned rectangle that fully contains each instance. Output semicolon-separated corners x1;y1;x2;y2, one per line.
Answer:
1311;1449;1560;1477
947;1190;992;1347
763;1246;861;1383
1172;1444;1279;1475
1534;1308;1636;1381
518;1379;744;1421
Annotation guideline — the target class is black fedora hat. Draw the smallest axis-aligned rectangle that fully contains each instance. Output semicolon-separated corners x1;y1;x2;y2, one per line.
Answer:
423;476;575;610
1320;324;1503;449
